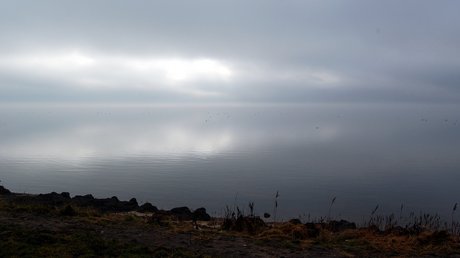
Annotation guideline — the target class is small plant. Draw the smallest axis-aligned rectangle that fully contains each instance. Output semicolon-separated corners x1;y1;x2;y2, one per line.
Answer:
384;214;397;230
222;205;236;230
222;204;266;234
452;221;460;236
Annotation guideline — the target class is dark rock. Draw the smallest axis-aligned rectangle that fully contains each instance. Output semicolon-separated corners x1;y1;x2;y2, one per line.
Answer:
263;212;271;219
93;197;120;212
170;206;193;220
289;218;302;225
82;194;95;200
61;192;71;199
97;197;139;212
71;194;140;212
170;206;191;213
327;220;356;232
128;198;138;206
72;194;95;206
0;185;11;195
138;202;159;213
118;198;139;212
37;192;68;205
192;207;211;221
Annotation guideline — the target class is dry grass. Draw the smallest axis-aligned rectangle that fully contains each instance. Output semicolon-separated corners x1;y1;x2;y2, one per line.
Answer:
2;189;460;257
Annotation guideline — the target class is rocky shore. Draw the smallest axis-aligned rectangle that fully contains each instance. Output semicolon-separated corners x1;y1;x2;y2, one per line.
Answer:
1;185;460;257
0;186;211;222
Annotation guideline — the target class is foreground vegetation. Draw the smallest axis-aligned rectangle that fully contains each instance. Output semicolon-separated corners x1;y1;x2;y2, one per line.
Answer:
1;185;460;257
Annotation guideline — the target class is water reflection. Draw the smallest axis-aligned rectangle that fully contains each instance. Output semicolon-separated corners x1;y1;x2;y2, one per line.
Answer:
0;123;234;160
0;103;459;220
0;104;340;160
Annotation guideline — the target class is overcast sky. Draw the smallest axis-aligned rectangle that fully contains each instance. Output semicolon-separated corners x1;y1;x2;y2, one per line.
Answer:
0;0;459;103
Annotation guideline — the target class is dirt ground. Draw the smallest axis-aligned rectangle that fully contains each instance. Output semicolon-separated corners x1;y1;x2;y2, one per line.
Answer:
0;210;348;257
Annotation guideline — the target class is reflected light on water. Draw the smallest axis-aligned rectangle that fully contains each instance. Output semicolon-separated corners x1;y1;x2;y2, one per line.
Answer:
0;124;235;161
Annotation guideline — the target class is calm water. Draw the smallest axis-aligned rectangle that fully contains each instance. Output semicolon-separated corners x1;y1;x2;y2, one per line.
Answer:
0;103;459;221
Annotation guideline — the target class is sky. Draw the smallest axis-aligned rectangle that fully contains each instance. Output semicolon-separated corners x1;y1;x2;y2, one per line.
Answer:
0;0;459;104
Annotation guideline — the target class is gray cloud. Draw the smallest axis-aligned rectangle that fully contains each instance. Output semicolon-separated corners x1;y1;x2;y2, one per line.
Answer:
0;0;459;103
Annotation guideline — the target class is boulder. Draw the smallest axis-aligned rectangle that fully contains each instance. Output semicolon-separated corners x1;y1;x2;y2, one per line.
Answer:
71;195;141;212
170;206;193;220
138;202;158;213
0;185;11;195
37;192;69;205
61;192;71;199
117;198;139;211
72;194;95;206
98;197;139;212
193;207;211;221
128;198;138;206
92;197;121;212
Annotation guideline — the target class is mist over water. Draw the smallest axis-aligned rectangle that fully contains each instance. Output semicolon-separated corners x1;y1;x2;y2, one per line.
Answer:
0;103;459;220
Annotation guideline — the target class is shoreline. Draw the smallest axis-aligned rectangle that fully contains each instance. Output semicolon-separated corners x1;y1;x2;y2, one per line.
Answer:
1;184;460;257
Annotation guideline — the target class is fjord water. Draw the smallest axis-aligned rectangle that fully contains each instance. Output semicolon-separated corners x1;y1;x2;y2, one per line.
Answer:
0;103;459;220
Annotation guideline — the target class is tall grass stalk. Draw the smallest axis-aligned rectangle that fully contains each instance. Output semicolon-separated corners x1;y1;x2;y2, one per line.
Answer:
399;203;404;220
273;191;279;226
327;196;336;221
249;202;255;218
452;203;457;234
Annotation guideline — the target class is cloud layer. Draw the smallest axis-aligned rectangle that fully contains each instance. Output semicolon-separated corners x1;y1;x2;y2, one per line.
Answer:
0;0;459;103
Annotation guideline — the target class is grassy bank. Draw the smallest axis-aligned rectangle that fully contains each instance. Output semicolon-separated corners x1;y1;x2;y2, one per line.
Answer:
1;185;460;257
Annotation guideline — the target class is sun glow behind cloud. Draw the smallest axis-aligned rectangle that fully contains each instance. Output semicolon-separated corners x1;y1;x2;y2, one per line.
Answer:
156;59;232;82
0;49;346;100
0;50;235;96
